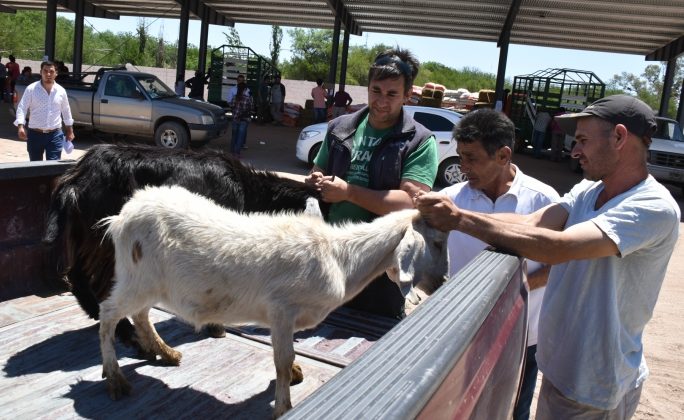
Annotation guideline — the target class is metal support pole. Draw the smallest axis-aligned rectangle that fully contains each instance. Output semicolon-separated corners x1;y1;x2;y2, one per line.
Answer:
494;40;509;111
198;7;209;75
339;29;350;92
677;79;684;128
176;0;190;83
327;13;341;95
45;0;57;61
72;0;85;74
659;58;676;117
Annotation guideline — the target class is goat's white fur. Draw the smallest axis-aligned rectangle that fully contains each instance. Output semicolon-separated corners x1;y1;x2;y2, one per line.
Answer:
98;185;448;416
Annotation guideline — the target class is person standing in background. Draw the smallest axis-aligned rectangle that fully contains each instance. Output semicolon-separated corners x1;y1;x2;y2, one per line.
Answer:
0;56;7;102
185;70;210;100
270;74;286;125
5;55;20;100
14;61;75;161
549;108;566;162
229;81;252;159
532;109;551;158
332;87;353;119
311;78;328;123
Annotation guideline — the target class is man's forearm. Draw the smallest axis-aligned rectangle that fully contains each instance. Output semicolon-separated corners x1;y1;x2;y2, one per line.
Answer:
346;184;414;215
456;209;564;264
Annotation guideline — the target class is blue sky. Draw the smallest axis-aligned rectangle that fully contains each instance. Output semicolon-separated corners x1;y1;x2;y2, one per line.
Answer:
75;15;654;85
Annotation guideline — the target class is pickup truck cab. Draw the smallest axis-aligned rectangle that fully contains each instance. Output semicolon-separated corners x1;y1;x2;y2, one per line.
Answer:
647;117;684;193
15;70;229;149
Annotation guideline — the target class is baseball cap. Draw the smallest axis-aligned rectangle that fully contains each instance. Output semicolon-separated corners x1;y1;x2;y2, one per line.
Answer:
555;95;657;139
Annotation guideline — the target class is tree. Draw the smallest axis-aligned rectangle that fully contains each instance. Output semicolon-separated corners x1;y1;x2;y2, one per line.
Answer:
136;18;148;55
280;28;332;80
223;27;243;56
269;25;283;67
608;58;684;117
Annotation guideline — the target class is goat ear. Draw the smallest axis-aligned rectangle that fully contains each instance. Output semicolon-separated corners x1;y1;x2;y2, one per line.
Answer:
386;227;418;298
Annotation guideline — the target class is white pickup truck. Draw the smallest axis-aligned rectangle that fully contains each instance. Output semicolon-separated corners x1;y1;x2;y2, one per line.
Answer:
15;69;229;149
646;117;684;193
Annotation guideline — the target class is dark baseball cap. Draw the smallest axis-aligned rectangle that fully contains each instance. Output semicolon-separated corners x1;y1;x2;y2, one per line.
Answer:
555;94;657;138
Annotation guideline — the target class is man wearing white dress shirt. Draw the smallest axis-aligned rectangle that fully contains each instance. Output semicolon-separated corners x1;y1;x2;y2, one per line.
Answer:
14;61;74;161
439;109;559;420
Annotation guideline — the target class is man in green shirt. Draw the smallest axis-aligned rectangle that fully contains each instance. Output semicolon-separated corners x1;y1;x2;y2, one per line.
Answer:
305;48;438;318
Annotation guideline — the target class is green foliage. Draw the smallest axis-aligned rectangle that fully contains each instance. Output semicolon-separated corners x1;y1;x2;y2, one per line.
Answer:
607;58;684;118
280;28;333;80
0;10;199;70
270;25;283;67
415;62;502;92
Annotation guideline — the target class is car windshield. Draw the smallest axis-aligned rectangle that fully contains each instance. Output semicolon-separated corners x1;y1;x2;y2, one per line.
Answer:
656;119;684;142
135;76;176;99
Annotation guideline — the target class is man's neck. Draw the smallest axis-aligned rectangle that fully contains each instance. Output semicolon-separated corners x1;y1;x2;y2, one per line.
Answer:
481;164;517;202
41;80;54;93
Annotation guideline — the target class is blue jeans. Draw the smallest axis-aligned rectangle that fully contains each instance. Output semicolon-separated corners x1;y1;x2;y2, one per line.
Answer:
314;107;327;123
532;130;546;158
514;344;538;420
27;129;64;161
231;120;249;155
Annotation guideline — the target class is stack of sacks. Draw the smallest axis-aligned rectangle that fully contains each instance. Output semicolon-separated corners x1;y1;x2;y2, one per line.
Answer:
282;103;303;127
408;85;422;105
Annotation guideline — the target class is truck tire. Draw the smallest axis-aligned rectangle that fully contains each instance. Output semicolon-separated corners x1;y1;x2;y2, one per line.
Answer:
437;157;466;187
155;121;189;149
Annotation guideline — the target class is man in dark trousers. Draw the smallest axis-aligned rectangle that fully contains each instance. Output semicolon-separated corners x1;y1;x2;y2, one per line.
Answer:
185;70;210;101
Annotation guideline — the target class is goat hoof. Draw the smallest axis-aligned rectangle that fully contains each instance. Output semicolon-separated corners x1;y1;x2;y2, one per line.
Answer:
105;371;131;400
205;323;226;338
161;349;182;366
290;362;304;385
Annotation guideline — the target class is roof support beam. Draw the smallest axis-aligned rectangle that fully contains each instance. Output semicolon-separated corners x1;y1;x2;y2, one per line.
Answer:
658;58;677;117
45;0;57;61
646;34;684;62
176;0;190;83
328;12;341;97
495;0;522;107
326;0;361;35
58;0;119;19
72;0;85;73
187;0;233;26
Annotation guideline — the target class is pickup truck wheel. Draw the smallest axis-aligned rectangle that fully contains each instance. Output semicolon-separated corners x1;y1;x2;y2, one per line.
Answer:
437;157;466;187
155;122;188;149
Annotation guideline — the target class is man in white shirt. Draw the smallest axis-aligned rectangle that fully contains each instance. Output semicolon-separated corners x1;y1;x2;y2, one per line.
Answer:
14;61;74;161
440;108;559;420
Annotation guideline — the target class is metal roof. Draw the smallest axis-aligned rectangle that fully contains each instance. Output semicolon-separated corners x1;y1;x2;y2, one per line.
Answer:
1;0;683;60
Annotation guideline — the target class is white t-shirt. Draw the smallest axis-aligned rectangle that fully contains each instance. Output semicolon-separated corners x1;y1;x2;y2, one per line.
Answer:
537;176;680;410
442;165;560;346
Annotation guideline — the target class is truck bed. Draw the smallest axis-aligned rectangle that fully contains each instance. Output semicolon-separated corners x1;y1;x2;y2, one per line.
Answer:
0;293;398;419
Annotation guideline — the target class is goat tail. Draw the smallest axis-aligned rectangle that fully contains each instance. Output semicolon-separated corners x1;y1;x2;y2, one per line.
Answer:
42;184;79;244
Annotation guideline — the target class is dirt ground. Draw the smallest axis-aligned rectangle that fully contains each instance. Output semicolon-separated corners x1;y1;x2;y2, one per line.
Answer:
1;101;682;419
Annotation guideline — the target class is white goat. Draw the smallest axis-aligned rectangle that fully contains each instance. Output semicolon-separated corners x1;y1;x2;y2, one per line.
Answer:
98;185;449;417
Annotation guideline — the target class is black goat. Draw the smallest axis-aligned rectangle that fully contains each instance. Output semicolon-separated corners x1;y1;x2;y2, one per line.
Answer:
43;144;323;349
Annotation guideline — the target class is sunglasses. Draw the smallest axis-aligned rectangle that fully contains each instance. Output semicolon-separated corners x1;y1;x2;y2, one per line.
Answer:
373;55;411;78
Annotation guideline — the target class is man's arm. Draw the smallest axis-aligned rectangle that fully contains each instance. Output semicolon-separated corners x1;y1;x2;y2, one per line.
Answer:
527;265;550;291
14;87;30;140
305;165;429;215
60;90;75;141
415;192;618;265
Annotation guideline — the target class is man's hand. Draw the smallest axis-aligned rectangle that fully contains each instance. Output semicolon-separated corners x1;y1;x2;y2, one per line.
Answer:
317;175;348;203
414;191;460;232
17;125;27;141
64;126;75;141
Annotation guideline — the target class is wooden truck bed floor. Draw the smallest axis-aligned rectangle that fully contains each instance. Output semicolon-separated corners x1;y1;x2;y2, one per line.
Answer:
0;293;397;419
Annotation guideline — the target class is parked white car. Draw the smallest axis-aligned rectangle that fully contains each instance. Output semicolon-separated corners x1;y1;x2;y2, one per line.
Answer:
647;117;684;193
295;106;465;186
